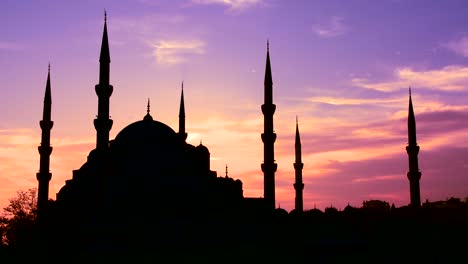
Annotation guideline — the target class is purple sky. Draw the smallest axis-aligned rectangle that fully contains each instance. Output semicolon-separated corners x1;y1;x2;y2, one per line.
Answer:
1;0;468;212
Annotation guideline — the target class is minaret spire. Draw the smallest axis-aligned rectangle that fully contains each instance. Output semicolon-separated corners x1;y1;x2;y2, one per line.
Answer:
147;98;150;114
37;65;54;222
294;116;304;213
261;40;277;210
94;12;113;151
264;40;273;105
43;64;52;117
100;10;110;66
144;98;153;121
178;81;187;141
406;87;421;207
408;87;416;146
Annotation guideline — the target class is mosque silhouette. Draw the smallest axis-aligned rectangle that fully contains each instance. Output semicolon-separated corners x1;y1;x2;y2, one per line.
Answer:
32;14;424;257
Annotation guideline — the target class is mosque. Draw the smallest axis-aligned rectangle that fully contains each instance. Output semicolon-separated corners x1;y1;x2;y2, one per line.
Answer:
34;14;297;251
33;14;422;252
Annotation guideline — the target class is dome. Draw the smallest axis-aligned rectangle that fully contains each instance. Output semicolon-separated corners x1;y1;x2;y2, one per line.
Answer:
113;117;178;147
195;142;209;154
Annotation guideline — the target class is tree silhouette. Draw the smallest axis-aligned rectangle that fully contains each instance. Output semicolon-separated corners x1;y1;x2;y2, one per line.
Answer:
1;188;37;248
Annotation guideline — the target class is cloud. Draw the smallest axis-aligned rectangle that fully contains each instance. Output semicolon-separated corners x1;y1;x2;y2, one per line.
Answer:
301;155;406;208
0;129;40;210
312;146;468;208
150;40;205;65
191;0;264;10
271;98;468;210
0;41;23;51
352;65;468;92
312;16;347;38
105;13;194;52
304;96;406;106
352;174;402;183
0;128;96;211
444;35;468;58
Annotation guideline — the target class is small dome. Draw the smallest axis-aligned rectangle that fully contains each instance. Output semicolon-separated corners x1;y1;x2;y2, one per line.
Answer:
195;142;209;154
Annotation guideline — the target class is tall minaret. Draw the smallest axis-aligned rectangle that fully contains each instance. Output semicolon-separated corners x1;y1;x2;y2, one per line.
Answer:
261;41;277;210
94;11;113;151
406;88;421;207
178;81;187;141
293;117;304;213
37;64;53;222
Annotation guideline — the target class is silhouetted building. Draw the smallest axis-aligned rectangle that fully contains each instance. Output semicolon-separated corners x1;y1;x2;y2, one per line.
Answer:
261;41;278;211
362;200;390;212
34;14;292;254
422;197;464;209
293;117;304;213
33;15;253;252
406;88;421;207
36;65;53;223
22;13;468;263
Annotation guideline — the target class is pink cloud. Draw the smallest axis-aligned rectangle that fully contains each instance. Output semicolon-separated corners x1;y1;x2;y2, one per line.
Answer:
352;65;468;92
445;35;468;58
312;16;348;38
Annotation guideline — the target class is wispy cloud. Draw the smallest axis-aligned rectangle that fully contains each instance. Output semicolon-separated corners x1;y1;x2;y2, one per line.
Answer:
444;35;468;58
107;13;209;64
312;16;347;38
305;96;406;106
0;129;41;210
0;41;23;51
191;0;264;10
0;128;97;210
353;175;401;183
352;65;468;92
150;40;205;65
278;93;468;208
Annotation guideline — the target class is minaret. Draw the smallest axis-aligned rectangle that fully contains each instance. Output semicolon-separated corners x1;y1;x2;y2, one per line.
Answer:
37;64;53;222
178;81;187;141
261;41;277;210
293;117;304;213
406;88;421;207
94;11;113;151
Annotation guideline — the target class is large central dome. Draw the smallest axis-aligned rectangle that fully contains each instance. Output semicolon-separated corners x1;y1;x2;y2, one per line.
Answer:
113;115;178;147
110;114;184;177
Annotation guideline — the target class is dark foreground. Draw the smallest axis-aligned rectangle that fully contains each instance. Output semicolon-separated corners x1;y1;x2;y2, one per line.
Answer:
2;204;467;263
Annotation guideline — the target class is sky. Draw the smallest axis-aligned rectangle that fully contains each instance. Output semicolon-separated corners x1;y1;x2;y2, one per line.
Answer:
1;0;468;212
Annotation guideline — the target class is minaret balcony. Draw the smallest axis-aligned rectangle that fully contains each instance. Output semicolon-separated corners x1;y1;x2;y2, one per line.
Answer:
293;183;304;190
38;145;53;155
261;104;276;115
261;132;277;143
40;120;54;130
94;118;113;131
406;145;420;155
261;162;277;172
407;171;421;181
95;84;114;97
36;172;52;181
294;162;304;170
